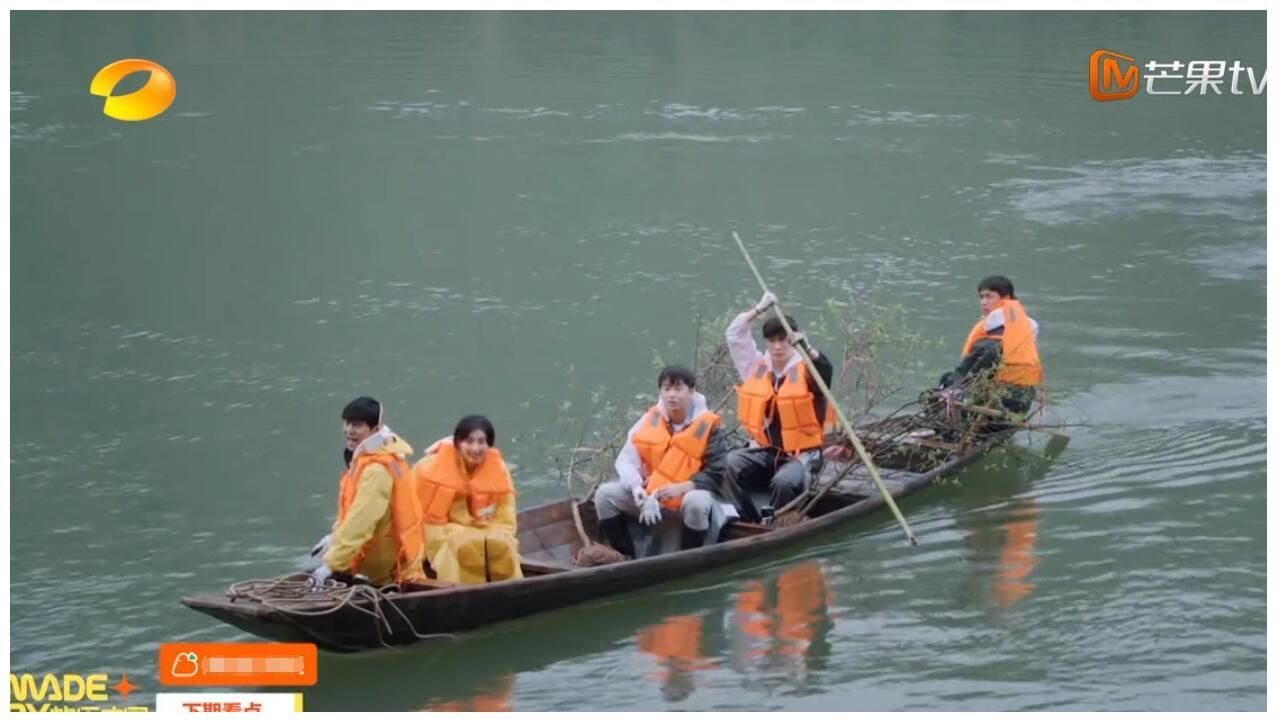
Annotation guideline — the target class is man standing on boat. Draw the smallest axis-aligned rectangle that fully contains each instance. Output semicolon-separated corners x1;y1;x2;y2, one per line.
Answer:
724;293;834;522
935;275;1042;415
594;365;738;557
311;396;428;586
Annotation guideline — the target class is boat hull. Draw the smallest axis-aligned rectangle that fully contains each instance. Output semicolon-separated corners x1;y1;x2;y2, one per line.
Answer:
182;426;1018;652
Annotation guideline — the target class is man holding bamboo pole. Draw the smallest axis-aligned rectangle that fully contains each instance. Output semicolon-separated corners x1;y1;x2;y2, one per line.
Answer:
729;230;917;544
724;293;834;523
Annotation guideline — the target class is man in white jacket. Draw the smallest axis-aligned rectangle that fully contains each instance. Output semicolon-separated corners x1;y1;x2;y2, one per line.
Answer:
593;365;737;557
724;293;835;521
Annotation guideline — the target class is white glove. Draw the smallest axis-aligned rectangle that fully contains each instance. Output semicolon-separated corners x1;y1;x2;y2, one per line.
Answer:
630;484;648;509
309;533;332;558
753;291;777;314
311;564;333;585
638;493;663;526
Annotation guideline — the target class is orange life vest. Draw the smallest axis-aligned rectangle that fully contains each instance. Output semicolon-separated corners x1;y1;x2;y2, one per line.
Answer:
961;298;1043;387
413;443;515;525
631;407;721;511
735;358;824;453
336;452;425;582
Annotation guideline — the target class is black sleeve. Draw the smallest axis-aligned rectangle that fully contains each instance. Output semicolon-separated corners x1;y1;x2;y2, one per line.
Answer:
804;348;835;426
806;348;834;399
690;424;729;493
940;338;1002;388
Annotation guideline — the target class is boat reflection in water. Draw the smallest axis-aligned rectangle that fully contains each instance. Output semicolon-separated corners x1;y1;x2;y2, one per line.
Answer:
634;560;835;701
730;560;834;676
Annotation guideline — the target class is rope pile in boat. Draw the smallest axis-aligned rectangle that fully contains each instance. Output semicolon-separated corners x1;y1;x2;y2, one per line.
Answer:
571;543;626;567
226;574;455;648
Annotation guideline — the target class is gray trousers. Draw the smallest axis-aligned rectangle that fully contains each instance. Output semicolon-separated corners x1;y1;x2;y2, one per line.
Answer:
594;481;734;555
595;481;719;530
725;447;821;517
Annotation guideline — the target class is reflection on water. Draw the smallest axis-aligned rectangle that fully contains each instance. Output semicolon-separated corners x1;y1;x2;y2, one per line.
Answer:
631;560;835;703
731;561;833;673
953;449;1049;610
992;501;1041;609
426;674;515;712
638;615;715;703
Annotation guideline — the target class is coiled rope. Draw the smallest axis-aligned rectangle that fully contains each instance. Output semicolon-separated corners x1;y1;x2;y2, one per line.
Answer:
226;574;455;649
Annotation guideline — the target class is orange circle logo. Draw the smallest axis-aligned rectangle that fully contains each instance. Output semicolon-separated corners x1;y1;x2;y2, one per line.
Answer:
90;58;176;121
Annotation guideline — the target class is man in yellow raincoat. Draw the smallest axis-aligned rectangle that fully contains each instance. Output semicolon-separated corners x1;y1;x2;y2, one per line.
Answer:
313;397;427;586
413;415;522;585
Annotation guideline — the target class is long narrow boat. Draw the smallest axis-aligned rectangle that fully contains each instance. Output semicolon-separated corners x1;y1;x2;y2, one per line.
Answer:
183;418;1042;652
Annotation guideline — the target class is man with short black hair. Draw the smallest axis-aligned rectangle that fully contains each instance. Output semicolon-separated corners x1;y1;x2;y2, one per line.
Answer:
937;275;1042;414
311;396;427;586
725;293;834;522
594;365;737;557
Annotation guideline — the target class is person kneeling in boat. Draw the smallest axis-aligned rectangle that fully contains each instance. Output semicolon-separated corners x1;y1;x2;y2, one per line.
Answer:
413;415;523;585
934;275;1042;416
594;365;736;558
725;294;834;522
314;396;428;587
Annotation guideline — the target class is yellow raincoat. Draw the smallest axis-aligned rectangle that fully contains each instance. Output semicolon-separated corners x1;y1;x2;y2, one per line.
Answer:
413;442;523;585
323;429;427;586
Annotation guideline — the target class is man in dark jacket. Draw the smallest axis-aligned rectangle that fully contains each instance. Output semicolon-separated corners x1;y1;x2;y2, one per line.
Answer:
935;275;1041;415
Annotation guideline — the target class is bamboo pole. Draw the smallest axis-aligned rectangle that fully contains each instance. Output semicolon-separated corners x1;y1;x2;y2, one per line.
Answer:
731;230;918;545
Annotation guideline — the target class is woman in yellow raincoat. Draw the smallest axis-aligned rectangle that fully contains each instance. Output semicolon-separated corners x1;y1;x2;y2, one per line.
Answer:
413;415;522;585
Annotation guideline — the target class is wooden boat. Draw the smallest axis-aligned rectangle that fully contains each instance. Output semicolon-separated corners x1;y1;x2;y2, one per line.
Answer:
182;417;1044;652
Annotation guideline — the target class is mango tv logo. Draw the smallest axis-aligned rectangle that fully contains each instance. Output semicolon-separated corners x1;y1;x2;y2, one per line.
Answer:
1090;49;1140;101
1090;49;1267;102
90;58;176;121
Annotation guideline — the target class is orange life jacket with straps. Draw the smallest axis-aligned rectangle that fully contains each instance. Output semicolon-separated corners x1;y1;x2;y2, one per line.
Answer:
735;358;824;453
961;298;1043;387
632;407;721;511
336;452;425;582
413;443;515;525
